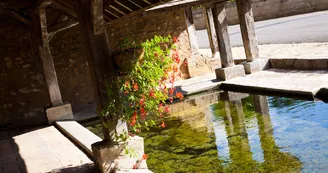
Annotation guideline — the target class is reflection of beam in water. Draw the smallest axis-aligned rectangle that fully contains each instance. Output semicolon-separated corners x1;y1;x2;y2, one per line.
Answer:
221;99;256;170
254;95;302;172
224;101;234;135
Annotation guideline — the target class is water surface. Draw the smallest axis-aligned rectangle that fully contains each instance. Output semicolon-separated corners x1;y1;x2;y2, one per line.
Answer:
86;91;328;173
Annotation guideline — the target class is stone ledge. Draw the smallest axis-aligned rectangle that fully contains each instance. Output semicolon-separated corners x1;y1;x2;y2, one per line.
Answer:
215;65;246;81
46;103;73;125
55;121;102;156
269;58;328;70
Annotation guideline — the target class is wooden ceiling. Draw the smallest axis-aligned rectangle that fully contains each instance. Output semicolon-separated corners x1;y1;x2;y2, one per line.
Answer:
49;0;171;23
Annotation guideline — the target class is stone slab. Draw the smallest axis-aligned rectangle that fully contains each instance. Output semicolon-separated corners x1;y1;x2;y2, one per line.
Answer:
55;121;102;156
0;126;95;173
221;69;328;100
215;65;246;81
46;103;73;125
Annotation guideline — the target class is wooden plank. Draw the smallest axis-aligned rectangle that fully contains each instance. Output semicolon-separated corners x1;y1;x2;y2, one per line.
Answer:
36;0;53;9
203;6;219;55
50;1;78;20
48;18;79;33
236;0;259;62
31;8;63;107
184;7;199;55
149;0;227;12
213;3;234;68
4;10;32;27
76;0;121;142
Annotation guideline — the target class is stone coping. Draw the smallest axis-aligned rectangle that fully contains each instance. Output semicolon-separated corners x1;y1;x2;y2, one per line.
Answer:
55;121;102;157
220;69;328;101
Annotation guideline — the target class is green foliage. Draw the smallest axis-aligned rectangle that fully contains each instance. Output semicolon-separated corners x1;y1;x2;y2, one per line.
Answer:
103;35;183;139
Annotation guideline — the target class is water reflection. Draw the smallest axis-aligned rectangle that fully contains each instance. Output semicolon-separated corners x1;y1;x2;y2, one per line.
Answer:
86;91;328;172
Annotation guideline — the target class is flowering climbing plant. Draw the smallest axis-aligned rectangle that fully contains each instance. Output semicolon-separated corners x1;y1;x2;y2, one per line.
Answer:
114;35;184;135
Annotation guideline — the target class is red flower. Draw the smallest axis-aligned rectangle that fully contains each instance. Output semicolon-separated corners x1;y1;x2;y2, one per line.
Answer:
133;164;137;169
149;90;155;97
125;81;129;87
133;82;138;91
164;105;169;113
131;119;136;126
143;154;148;160
141;107;146;120
130;112;137;126
169;88;175;95
176;92;184;100
154;52;158;57
160;121;166;128
139;98;145;106
173;37;178;43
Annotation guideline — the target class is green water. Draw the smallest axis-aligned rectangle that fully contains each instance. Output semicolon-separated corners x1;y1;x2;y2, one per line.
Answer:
86;92;328;173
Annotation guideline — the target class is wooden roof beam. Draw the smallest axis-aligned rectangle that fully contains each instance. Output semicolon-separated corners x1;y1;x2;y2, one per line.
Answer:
48;18;79;34
4;9;32;27
50;1;78;20
36;0;53;10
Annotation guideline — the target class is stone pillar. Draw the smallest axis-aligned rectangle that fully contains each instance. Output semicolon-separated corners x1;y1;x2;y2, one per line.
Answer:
31;7;73;125
236;0;261;74
212;3;245;81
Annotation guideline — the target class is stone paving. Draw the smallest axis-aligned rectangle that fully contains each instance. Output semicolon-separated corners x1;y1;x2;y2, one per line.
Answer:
0;126;98;173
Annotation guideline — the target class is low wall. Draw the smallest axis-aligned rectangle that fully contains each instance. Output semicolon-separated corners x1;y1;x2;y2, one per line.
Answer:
193;0;328;29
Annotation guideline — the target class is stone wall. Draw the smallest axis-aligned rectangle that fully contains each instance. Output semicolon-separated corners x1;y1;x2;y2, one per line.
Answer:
194;0;328;29
107;9;192;79
0;16;49;129
0;15;95;129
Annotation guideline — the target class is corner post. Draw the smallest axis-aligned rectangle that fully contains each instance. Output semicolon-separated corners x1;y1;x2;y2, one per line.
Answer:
75;0;116;142
203;6;219;56
236;0;262;74
31;7;73;124
212;3;245;81
184;7;199;55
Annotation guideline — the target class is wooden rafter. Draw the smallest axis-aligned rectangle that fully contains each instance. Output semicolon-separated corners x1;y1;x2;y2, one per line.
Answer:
50;1;78;20
35;0;53;11
48;18;79;34
4;9;32;27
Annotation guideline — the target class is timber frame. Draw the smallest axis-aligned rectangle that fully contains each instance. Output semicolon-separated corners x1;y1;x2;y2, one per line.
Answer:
1;0;260;139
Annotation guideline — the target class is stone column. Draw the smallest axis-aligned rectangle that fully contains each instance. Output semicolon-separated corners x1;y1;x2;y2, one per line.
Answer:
236;0;262;74
31;7;73;125
212;3;245;81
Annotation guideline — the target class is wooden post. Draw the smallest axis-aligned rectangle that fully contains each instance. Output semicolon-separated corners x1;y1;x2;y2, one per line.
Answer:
76;0;120;142
203;6;219;55
212;3;234;68
184;7;199;55
236;0;259;62
31;8;63;107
